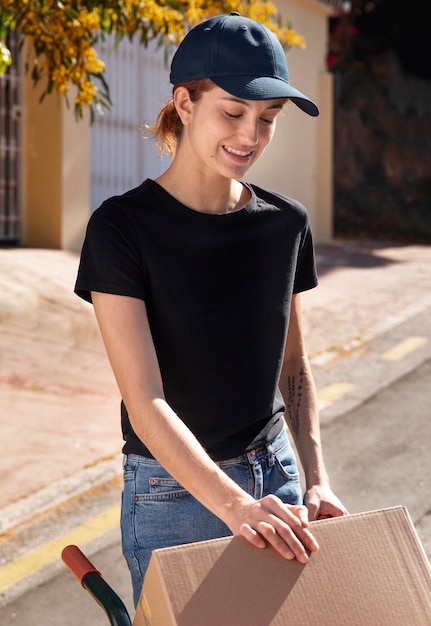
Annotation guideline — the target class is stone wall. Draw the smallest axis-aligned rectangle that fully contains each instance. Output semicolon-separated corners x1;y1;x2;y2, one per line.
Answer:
333;51;431;242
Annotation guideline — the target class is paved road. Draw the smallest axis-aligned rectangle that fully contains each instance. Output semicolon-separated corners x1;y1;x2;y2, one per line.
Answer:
1;315;430;625
322;357;431;526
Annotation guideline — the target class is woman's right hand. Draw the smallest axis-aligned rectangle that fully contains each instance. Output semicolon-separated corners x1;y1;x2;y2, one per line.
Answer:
225;493;319;563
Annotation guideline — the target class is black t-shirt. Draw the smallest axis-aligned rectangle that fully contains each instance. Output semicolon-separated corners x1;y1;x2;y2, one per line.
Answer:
75;179;318;460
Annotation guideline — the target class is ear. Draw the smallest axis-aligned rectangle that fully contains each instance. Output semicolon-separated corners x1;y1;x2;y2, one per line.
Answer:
173;86;193;125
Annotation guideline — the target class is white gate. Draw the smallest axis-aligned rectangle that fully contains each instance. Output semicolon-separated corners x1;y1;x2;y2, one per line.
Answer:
90;36;172;213
0;33;24;243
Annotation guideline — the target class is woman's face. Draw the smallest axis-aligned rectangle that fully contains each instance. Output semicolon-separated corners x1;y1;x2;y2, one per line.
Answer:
176;84;286;181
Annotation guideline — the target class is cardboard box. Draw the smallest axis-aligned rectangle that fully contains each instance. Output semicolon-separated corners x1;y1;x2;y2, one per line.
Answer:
133;506;431;625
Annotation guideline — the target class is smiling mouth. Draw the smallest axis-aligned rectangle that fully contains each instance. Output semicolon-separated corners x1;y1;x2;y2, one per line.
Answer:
223;145;253;158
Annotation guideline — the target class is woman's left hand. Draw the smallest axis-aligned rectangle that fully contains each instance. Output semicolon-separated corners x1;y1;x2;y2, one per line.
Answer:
304;484;349;521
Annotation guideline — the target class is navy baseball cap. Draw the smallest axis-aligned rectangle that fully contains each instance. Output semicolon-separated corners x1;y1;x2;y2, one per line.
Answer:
170;12;319;117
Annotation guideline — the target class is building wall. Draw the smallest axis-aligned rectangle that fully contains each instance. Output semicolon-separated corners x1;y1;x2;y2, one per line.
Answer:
24;79;90;251
23;38;90;252
249;0;334;241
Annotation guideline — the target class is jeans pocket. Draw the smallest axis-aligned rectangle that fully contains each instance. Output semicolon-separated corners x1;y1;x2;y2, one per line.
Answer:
142;476;189;500
273;442;300;482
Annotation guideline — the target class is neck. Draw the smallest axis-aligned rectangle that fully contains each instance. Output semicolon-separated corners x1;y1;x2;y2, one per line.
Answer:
155;165;249;215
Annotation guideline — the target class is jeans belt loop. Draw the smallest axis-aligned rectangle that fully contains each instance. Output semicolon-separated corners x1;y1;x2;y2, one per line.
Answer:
267;442;275;467
247;445;263;465
248;445;264;455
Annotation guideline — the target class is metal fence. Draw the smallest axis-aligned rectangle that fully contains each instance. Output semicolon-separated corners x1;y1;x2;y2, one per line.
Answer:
90;36;171;213
0;32;23;243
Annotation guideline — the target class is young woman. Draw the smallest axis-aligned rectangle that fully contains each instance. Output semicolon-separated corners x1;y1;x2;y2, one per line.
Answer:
75;12;347;606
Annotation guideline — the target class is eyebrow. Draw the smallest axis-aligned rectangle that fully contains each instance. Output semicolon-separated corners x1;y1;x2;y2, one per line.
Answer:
218;97;285;110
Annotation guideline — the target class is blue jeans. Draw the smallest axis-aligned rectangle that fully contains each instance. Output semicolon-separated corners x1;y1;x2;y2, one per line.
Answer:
121;427;301;607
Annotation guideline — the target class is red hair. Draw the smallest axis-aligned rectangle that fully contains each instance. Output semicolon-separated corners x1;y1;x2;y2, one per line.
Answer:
147;79;214;157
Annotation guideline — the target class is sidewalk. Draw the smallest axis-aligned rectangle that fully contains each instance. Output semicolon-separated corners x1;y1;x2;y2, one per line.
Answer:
1;240;431;533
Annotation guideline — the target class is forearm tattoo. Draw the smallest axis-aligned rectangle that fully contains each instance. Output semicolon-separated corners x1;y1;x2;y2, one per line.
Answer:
287;366;305;435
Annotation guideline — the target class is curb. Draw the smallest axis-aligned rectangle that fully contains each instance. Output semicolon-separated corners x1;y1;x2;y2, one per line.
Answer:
308;292;431;367
0;454;123;536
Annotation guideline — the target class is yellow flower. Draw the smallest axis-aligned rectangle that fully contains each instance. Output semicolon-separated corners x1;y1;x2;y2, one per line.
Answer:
75;79;97;106
284;30;306;50
52;65;69;93
83;47;104;74
77;9;101;31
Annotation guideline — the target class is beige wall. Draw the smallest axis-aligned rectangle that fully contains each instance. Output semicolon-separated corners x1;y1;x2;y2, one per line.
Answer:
249;0;334;242
24;72;90;251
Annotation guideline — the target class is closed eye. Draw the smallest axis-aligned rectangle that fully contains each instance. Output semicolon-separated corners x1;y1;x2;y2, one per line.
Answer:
224;111;242;119
225;112;275;125
260;117;275;126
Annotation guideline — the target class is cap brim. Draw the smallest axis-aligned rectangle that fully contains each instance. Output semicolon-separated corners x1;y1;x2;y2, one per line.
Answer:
210;75;319;117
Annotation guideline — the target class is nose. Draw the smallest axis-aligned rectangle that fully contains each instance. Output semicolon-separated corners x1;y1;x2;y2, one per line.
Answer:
237;115;260;146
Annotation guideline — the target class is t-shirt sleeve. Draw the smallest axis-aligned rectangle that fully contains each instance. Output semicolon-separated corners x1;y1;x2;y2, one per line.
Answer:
75;201;146;304
292;216;318;294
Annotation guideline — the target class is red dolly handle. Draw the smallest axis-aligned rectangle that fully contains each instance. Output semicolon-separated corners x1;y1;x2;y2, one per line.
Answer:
61;544;101;587
61;545;132;626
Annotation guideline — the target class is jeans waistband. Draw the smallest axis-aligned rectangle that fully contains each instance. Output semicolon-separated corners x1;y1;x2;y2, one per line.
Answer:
124;427;289;469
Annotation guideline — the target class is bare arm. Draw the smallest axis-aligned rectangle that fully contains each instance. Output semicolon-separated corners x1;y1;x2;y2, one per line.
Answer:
91;291;320;562
279;294;348;520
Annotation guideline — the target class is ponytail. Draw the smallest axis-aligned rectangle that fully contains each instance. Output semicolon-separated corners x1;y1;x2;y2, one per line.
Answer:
147;79;214;158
